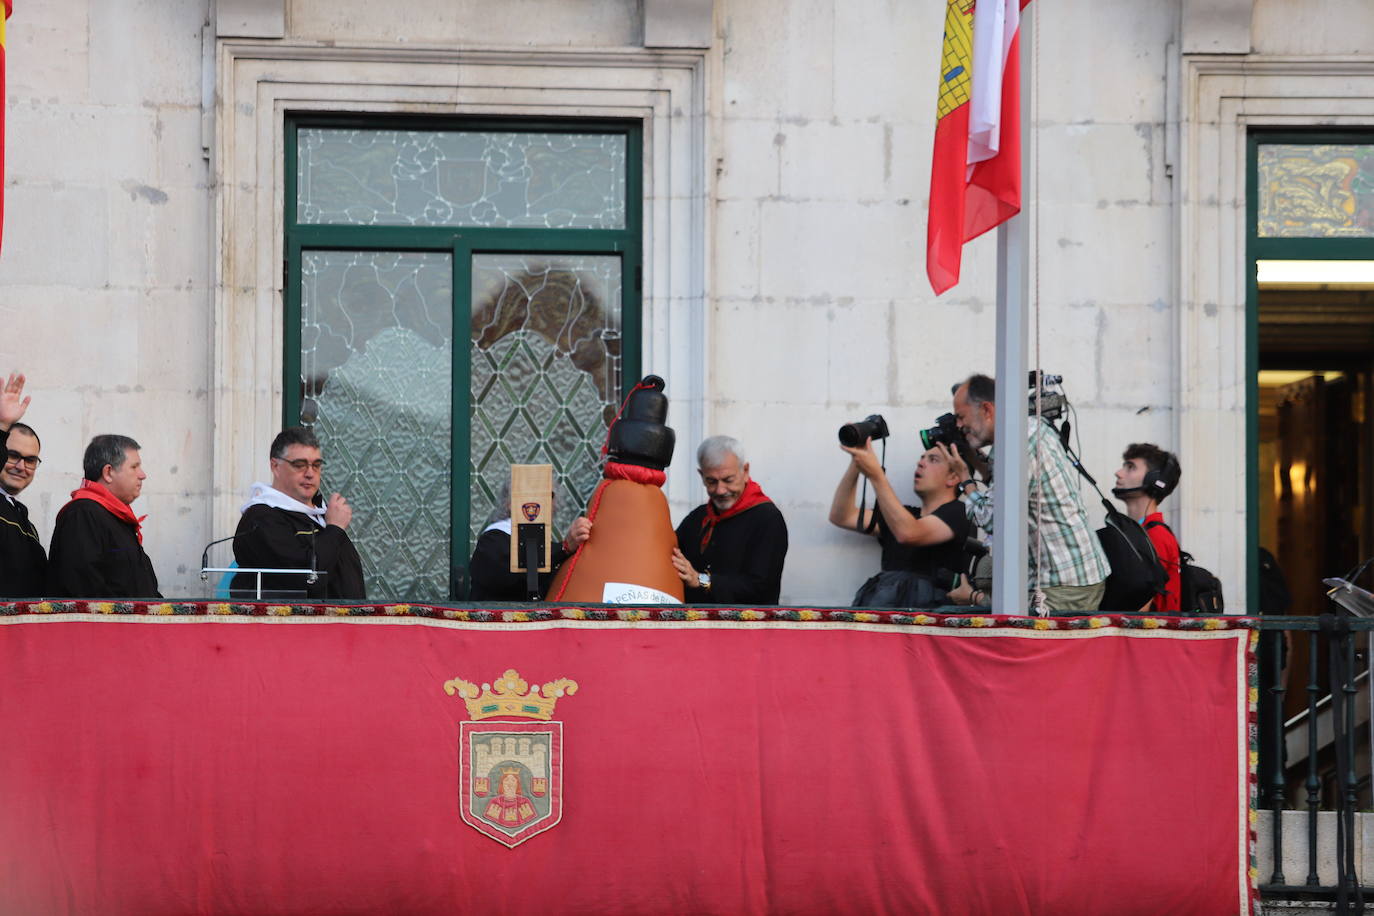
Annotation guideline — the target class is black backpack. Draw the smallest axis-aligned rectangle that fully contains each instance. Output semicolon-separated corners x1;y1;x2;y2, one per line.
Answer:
1144;520;1225;615
1038;425;1167;612
851;570;950;609
1097;501;1168;612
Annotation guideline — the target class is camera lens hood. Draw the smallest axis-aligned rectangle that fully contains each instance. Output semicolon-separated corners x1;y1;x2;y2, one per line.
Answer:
839;414;888;448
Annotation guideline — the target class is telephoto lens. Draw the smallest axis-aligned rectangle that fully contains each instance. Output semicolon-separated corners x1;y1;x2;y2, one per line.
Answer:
838;414;889;448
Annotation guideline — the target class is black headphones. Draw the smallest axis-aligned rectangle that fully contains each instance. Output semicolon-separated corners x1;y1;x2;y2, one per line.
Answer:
1142;454;1181;498
1115;452;1180;500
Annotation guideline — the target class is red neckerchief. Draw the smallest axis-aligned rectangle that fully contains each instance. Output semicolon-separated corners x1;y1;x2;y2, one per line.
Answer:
699;479;771;553
65;480;147;543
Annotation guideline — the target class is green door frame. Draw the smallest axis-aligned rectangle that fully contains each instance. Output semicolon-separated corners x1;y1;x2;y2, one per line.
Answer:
1246;129;1374;612
283;115;644;592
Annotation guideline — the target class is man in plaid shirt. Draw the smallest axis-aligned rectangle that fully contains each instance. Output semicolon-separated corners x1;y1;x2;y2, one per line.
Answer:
942;374;1109;613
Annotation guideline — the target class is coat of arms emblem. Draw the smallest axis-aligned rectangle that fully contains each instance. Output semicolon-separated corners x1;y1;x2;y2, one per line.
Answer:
521;501;541;522
443;669;577;848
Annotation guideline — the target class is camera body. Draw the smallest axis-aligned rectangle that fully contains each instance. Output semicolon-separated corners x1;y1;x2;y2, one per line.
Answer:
920;413;966;451
838;414;889;448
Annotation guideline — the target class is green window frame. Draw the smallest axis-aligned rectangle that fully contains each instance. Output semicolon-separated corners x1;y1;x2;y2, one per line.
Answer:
283;115;643;600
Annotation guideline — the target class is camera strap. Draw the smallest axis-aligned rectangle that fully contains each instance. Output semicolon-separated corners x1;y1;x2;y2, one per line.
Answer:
853;438;886;535
1053;420;1111;505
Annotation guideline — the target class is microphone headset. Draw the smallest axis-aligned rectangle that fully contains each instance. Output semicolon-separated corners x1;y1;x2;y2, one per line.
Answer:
1111;453;1180;501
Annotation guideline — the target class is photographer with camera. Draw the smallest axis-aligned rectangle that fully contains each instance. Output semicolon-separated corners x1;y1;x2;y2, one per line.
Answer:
944;374;1109;613
829;416;973;607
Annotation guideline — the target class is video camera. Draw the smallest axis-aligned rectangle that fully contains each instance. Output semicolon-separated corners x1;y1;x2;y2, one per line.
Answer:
1028;371;1066;422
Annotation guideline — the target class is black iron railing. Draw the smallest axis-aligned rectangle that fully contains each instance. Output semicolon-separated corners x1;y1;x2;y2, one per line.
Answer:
1257;613;1372;914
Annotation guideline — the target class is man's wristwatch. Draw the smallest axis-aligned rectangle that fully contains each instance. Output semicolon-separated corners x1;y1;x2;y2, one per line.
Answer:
697;572;712;591
960;479;977;494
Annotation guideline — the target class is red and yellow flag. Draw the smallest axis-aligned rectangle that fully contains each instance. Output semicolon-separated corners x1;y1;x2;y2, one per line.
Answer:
927;0;1029;295
0;0;10;256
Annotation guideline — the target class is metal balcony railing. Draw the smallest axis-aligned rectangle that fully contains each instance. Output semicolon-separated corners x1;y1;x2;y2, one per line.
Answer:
1256;606;1374;915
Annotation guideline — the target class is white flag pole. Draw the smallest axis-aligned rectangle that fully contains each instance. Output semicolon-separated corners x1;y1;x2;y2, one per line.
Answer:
991;6;1033;614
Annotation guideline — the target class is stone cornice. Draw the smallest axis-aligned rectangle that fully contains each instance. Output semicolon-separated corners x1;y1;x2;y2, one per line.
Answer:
219;39;707;72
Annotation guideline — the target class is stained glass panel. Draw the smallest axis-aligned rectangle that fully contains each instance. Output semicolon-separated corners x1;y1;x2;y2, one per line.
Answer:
297;128;627;229
301;251;454;601
469;255;623;543
1258;144;1374;238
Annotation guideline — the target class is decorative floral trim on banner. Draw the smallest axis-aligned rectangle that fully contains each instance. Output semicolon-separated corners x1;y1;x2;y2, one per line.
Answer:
0;600;1262;631
1246;628;1261;911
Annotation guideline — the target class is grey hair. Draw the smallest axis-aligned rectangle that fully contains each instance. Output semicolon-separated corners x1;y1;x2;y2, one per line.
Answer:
82;434;141;481
486;476;515;526
485;473;573;526
697;435;745;469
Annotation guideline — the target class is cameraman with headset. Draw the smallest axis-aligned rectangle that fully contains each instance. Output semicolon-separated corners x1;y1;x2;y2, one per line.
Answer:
1113;444;1182;614
942;373;1110;613
829;421;972;607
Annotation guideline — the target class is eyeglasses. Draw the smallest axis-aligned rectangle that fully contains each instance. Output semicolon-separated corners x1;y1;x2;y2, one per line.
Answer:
276;458;326;472
5;449;41;470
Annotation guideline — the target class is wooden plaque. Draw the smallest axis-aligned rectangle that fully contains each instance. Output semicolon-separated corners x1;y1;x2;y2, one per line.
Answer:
509;464;554;573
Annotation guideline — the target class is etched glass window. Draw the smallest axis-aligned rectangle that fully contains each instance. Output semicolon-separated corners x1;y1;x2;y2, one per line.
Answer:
289;117;637;600
297;128;627;229
469;255;622;543
300;251;454;601
1258;144;1374;238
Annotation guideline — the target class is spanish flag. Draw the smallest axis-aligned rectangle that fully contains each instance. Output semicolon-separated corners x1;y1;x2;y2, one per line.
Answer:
926;0;1029;295
0;0;10;257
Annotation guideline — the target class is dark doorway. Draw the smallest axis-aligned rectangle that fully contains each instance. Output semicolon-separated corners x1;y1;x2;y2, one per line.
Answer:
1248;133;1374;810
1258;280;1374;617
1257;269;1374;807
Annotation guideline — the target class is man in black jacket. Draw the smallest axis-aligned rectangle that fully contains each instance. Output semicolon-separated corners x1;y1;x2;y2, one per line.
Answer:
47;434;160;598
1;423;47;597
232;427;365;600
671;436;788;605
0;371;46;597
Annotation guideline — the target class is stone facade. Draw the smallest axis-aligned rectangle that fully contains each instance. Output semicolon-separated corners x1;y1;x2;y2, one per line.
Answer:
2;0;1371;606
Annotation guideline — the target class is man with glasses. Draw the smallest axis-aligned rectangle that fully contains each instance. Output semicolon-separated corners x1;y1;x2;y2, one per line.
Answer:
232;426;365;600
0;372;46;596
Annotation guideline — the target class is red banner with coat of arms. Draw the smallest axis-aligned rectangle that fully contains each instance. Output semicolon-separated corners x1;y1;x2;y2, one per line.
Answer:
0;603;1254;915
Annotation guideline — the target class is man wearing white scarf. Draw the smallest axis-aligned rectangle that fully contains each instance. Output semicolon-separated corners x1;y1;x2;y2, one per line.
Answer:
231;427;365;600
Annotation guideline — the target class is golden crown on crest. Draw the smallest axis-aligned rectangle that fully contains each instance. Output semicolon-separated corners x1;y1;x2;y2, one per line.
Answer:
443;668;578;721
